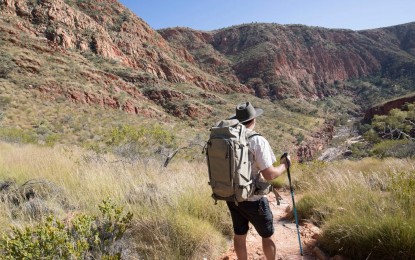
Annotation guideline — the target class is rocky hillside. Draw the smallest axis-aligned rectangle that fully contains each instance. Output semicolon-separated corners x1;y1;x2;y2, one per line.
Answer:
159;22;415;100
1;0;245;91
2;0;414;103
1;0;414;160
0;0;249;121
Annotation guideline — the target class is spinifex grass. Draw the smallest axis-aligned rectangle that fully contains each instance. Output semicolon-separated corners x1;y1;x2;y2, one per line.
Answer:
0;141;230;259
294;158;415;259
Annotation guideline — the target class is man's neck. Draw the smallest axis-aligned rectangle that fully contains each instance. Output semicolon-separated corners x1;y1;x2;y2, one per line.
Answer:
246;123;255;130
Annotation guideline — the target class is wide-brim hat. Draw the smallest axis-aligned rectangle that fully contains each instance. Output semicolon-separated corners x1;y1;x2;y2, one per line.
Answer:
228;102;263;123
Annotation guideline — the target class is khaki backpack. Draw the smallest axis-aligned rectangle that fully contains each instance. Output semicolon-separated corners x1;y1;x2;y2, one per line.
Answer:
206;119;268;203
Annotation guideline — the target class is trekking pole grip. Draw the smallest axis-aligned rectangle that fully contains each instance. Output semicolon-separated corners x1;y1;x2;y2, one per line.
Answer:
280;152;291;168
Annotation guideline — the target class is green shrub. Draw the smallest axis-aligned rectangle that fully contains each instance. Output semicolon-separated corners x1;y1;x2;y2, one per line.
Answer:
349;142;372;159
363;128;381;143
0;199;133;259
44;134;60;147
0;128;37;144
0;53;16;78
372;139;415;158
296;194;333;226
169;213;226;259
106;124;175;147
105;124;176;159
0;96;11;109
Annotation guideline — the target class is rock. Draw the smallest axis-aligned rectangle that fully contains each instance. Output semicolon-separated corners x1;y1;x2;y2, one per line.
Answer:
343;150;352;156
305;238;317;247
297;121;335;162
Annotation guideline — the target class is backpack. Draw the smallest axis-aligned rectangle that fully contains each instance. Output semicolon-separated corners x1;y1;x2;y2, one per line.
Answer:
205;119;267;203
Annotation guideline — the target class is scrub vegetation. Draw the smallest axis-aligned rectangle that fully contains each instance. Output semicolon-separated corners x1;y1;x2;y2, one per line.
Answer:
293;158;415;259
0;142;230;259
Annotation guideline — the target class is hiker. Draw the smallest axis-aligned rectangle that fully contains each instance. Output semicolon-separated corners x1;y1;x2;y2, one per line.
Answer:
226;102;290;260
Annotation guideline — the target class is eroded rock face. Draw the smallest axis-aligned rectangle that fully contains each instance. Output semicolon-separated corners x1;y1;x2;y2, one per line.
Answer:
297;122;335;162
160;23;415;100
363;94;415;122
0;0;238;95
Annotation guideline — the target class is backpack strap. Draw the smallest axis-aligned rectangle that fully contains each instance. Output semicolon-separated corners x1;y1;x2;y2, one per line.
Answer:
247;130;261;139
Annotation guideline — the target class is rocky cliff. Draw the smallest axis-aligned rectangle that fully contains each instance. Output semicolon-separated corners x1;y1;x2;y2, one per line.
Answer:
364;94;415;122
0;0;248;93
159;23;415;100
0;0;253;123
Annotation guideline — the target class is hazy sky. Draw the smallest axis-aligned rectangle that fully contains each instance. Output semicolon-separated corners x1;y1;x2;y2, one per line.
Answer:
118;0;414;31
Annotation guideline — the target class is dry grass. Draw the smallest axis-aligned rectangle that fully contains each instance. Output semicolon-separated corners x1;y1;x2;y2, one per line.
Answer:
0;141;230;259
293;157;415;259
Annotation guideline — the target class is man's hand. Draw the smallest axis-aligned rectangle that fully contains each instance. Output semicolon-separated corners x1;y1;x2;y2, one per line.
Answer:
280;152;291;168
262;153;291;181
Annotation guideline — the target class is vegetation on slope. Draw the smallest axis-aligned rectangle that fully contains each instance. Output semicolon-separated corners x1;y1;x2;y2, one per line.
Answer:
351;101;415;158
0;142;230;259
292;158;415;259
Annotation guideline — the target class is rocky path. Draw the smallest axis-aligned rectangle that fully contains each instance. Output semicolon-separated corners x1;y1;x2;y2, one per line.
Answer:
219;190;320;260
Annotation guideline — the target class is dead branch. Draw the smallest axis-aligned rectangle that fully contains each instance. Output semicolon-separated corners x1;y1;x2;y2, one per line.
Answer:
163;142;205;167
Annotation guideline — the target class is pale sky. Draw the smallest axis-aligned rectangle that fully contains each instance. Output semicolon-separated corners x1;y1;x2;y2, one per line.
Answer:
118;0;415;31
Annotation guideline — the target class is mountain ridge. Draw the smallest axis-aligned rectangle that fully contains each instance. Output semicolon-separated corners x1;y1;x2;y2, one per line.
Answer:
1;0;414;160
159;22;415;100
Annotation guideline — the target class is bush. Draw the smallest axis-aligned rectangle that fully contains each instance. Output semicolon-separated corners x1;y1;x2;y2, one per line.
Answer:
372;139;415;158
105;124;176;160
363;128;381;144
296;194;333;226
0;96;11;110
0;53;16;78
169;213;226;259
349;142;372;159
0;199;133;259
0;128;37;144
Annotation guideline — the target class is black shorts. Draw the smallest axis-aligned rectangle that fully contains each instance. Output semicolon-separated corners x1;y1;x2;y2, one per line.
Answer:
226;196;274;238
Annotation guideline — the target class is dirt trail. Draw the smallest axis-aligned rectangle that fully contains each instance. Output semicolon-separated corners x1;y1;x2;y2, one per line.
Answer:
218;190;318;260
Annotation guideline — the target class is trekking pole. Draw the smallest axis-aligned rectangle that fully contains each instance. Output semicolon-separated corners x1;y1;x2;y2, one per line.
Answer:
281;153;303;256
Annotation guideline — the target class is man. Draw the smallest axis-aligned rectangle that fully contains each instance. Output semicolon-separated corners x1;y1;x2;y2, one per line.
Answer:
226;102;290;260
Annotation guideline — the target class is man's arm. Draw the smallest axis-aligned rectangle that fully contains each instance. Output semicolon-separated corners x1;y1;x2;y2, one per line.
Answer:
260;163;287;181
260;155;290;181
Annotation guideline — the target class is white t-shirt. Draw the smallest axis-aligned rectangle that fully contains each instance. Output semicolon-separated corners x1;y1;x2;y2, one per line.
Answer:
247;131;277;201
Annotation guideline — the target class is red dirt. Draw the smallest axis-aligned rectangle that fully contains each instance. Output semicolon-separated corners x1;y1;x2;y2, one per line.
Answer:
218;189;318;260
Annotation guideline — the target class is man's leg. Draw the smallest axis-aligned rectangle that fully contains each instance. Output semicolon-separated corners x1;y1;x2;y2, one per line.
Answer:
234;233;248;260
249;197;275;259
262;235;276;260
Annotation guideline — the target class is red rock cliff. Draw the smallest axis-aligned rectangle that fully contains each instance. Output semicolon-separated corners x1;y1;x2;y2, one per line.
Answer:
160;23;415;100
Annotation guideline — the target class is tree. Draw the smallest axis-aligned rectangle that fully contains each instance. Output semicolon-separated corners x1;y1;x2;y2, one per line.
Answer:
372;105;415;141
